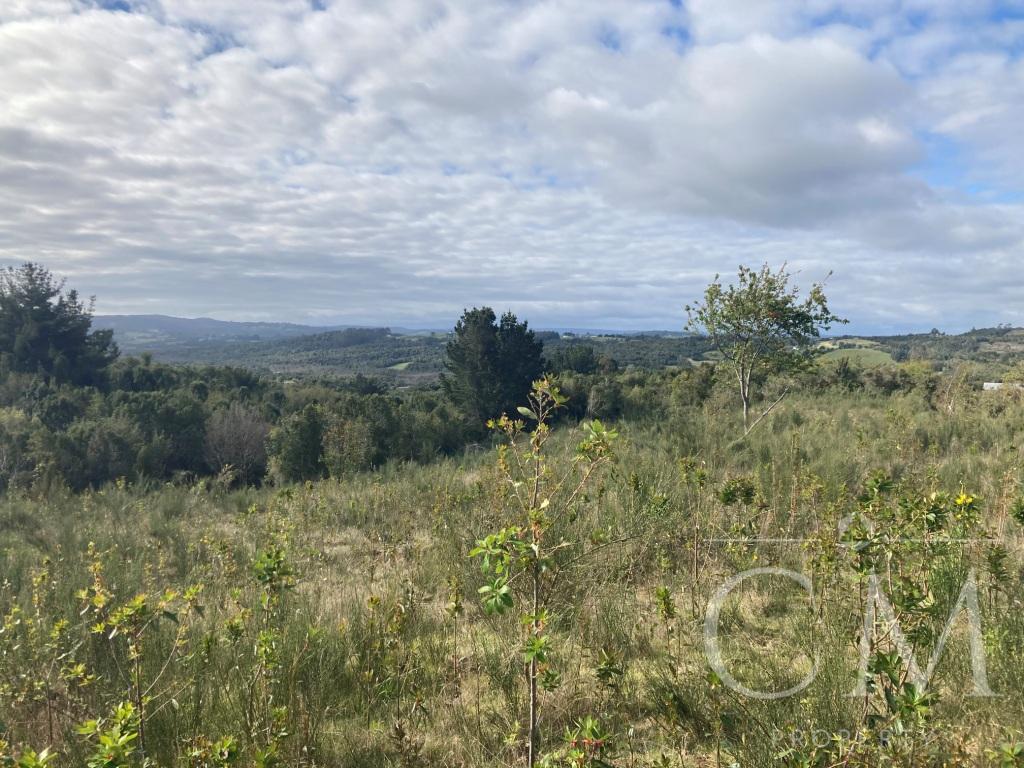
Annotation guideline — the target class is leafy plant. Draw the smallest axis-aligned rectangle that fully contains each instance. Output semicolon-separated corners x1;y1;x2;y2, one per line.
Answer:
470;379;616;766
76;702;141;768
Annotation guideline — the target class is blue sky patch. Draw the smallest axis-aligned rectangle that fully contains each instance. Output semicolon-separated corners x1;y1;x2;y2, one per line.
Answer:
188;23;242;59
598;24;623;52
661;24;690;51
912;134;969;189
93;0;133;12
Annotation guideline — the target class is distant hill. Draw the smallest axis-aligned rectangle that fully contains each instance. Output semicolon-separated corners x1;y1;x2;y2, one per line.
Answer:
832;326;1024;366
92;314;1024;381
93;319;446;382
94;314;343;354
90;314;715;379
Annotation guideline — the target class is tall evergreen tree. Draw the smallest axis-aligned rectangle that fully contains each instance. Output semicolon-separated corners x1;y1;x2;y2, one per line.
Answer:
442;307;544;425
0;262;118;385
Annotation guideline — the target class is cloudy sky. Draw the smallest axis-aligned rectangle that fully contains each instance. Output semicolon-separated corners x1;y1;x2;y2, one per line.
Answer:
1;0;1023;331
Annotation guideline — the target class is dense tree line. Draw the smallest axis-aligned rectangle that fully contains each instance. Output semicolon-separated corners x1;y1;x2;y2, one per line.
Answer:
0;266;465;490
0;263;990;494
0;270;561;491
0;354;484;491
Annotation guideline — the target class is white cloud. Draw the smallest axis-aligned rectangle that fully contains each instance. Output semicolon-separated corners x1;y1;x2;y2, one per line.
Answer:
0;0;1022;331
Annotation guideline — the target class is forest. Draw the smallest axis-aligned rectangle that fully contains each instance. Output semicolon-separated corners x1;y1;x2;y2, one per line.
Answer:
3;263;1024;767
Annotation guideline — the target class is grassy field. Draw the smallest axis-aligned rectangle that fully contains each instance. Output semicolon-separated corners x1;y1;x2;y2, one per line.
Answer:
819;347;895;366
3;384;1024;766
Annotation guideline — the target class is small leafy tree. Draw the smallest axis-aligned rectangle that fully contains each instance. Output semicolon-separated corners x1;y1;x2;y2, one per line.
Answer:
322;415;375;477
685;264;844;434
77;545;204;761
470;379;616;767
266;404;326;483
442;308;544;427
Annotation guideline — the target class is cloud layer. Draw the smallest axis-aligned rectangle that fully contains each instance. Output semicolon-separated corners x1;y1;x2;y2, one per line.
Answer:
1;0;1023;331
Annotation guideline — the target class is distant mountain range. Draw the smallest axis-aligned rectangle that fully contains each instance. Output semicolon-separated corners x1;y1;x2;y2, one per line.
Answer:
94;314;688;355
94;315;443;354
95;315;334;350
92;314;702;379
94;314;1024;382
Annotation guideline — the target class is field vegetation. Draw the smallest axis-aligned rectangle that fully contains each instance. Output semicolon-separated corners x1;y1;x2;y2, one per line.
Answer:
3;264;1024;766
819;347;895;367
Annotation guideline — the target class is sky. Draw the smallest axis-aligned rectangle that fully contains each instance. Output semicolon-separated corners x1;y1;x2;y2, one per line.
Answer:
1;0;1024;332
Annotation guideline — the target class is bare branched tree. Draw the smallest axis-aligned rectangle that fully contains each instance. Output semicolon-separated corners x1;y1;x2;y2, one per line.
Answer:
204;403;270;484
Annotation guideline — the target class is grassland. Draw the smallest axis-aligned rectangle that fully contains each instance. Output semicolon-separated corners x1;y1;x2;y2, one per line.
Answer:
4;382;1024;766
817;338;882;349
819;347;895;366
